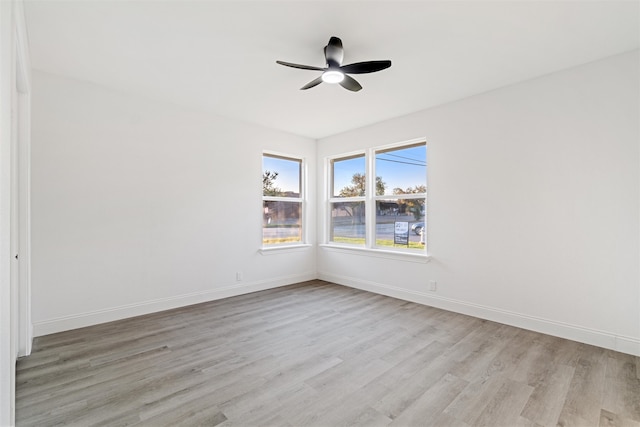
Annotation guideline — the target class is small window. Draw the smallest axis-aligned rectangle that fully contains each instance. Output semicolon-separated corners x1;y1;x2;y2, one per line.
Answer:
262;154;303;246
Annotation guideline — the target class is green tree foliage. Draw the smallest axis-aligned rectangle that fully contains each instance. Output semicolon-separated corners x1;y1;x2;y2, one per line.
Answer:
375;176;386;196
339;173;386;197
393;185;426;221
263;170;281;196
335;174;386;222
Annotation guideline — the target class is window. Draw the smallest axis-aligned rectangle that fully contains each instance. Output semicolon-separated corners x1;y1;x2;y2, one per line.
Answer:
329;154;366;245
328;140;427;252
262;153;304;246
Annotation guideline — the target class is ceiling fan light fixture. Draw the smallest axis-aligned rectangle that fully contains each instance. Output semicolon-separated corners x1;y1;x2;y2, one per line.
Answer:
321;70;345;84
277;37;391;92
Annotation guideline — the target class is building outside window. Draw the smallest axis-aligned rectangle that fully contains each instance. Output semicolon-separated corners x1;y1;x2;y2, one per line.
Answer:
262;153;303;246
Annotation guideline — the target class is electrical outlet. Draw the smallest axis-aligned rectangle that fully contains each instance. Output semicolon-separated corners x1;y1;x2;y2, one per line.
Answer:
236;272;243;281
428;280;437;292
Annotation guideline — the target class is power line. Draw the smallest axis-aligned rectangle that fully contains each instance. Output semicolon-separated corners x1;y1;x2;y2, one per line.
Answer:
376;157;426;167
382;153;426;164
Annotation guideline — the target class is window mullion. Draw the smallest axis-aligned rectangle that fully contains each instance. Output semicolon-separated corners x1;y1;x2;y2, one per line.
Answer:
366;148;376;249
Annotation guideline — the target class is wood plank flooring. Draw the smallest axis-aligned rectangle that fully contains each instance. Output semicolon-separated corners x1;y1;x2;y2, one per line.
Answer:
16;280;640;426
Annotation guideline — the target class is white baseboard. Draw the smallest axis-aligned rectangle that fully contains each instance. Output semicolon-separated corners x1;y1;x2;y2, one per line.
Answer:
33;271;640;357
33;272;316;337
318;271;640;357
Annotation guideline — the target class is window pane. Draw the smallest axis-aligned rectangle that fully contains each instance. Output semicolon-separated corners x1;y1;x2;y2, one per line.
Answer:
263;201;301;244
263;155;301;197
375;143;426;196
332;155;366;197
330;201;365;245
375;199;425;250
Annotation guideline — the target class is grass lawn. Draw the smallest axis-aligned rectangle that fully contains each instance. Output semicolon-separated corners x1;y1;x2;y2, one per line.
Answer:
332;236;425;250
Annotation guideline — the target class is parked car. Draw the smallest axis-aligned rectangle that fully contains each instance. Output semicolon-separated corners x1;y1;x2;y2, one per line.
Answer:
411;222;425;235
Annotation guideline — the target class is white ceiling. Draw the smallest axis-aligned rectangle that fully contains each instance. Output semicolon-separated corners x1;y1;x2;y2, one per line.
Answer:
23;1;640;139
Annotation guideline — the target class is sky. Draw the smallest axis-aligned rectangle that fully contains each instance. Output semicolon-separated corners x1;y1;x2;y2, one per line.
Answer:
263;155;301;194
374;145;427;195
332;145;427;196
263;144;427;196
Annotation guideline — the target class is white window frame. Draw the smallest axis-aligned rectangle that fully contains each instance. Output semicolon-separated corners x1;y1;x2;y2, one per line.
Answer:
260;151;310;254
323;139;429;262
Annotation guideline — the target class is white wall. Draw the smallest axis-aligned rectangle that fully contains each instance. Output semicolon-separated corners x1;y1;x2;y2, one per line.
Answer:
318;51;640;356
31;71;316;335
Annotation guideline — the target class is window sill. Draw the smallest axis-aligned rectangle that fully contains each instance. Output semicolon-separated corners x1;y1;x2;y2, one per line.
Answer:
319;244;431;263
259;244;313;256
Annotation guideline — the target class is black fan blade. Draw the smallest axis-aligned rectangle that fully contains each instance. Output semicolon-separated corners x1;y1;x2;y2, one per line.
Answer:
276;61;325;71
324;36;344;67
340;60;392;74
301;76;323;90
339;74;362;92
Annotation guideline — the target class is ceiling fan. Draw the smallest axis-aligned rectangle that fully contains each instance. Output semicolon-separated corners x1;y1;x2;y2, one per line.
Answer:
276;36;391;92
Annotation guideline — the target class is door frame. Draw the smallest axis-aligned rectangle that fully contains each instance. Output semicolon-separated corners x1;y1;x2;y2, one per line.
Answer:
13;6;32;358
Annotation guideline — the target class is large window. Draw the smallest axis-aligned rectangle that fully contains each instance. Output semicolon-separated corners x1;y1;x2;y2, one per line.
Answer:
262;153;303;246
328;140;427;252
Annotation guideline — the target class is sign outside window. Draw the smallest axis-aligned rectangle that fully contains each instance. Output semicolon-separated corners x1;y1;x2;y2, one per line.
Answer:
394;221;409;245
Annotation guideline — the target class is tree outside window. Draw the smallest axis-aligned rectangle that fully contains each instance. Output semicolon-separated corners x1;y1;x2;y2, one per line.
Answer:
262;154;303;246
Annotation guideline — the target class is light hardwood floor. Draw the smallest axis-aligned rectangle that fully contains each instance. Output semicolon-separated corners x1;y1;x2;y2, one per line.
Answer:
16;280;640;426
